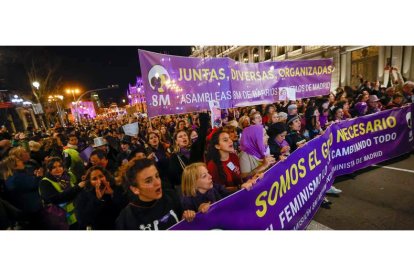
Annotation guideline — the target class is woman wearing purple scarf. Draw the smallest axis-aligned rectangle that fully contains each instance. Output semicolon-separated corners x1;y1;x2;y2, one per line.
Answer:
239;125;276;180
168;113;209;195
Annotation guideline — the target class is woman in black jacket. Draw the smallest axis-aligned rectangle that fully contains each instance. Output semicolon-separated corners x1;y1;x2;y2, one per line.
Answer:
168;113;209;195
39;157;85;230
74;166;127;230
146;131;170;180
1;155;44;229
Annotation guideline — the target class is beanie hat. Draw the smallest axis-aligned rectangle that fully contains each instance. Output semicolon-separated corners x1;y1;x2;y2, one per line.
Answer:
287;114;300;126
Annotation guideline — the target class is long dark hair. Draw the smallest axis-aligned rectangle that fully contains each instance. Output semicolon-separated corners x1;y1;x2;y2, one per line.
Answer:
206;128;227;183
84;165;116;191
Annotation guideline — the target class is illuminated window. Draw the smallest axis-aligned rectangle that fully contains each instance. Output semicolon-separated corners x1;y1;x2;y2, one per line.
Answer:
264;46;271;60
243;53;249;63
253;48;259;63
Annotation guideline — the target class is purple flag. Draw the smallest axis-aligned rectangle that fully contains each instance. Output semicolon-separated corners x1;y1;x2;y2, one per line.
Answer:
138;50;334;117
170;105;414;230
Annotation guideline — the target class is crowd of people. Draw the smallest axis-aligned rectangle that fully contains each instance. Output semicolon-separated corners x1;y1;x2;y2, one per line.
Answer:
0;74;413;230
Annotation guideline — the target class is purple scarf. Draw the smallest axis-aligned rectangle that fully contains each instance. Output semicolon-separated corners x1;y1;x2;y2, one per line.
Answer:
319;114;328;127
240;125;266;159
180;147;191;160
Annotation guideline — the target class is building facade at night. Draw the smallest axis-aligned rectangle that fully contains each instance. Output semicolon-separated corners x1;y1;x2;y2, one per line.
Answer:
127;77;147;113
190;46;414;91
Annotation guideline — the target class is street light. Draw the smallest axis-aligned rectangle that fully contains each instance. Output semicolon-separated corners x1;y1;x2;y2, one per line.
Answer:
66;88;81;101
31;81;47;129
32;81;40;90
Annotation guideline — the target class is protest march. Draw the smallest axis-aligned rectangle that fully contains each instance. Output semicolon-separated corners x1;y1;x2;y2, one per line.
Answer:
1;50;413;230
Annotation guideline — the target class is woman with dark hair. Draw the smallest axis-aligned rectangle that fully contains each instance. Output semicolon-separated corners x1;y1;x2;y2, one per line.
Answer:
159;125;173;145
146;131;170;179
206;128;243;193
39;157;85;229
168;113;209;194
336;100;351;119
74;166;127;230
330;106;345;122
304;105;323;140
328;92;336;108
175;119;187;132
267;123;290;161
116;158;195;230
286;115;307;153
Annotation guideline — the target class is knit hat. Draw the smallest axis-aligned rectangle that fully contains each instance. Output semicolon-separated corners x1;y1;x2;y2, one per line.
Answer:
287;114;301;126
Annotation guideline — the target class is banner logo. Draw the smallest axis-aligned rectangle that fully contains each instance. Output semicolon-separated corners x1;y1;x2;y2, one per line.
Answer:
148;65;170;93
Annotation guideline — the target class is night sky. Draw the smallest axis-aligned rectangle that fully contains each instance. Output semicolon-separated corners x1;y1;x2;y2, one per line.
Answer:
47;46;192;104
1;46;192;105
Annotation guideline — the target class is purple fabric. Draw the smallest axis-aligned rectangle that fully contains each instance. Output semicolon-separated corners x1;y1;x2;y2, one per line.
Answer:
138;50;334;117
354;102;368;116
319;114;328;127
180;147;191;160
276;139;289;148
240;125;266;159
170;105;414;230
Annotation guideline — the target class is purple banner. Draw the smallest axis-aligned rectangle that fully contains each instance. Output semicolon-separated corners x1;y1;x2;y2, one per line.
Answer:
138;50;334;117
170;105;414;230
331;107;414;177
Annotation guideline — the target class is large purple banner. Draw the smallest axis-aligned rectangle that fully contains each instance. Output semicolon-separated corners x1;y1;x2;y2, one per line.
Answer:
138;50;334;117
170;105;414;230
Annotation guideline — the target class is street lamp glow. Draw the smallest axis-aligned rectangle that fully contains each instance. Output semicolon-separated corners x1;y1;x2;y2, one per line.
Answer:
32;81;40;89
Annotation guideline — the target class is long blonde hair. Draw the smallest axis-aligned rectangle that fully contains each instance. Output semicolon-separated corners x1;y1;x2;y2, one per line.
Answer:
181;162;206;197
0;156;19;180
